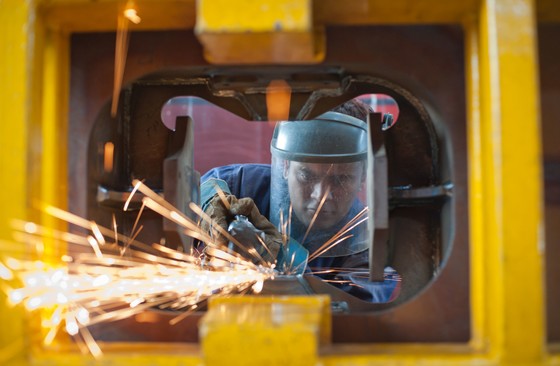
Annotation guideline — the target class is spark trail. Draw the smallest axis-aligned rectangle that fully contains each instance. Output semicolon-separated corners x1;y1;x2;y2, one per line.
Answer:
1;182;276;357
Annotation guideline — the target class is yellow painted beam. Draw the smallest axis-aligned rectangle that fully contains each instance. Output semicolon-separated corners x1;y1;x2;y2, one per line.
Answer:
478;0;545;364
0;0;33;246
196;0;324;64
200;295;330;366
40;26;69;263
0;1;71;364
197;0;311;31
0;1;37;365
465;13;488;354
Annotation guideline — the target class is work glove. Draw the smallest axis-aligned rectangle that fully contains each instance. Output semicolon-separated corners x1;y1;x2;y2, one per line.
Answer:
200;184;282;265
199;178;308;273
212;194;282;264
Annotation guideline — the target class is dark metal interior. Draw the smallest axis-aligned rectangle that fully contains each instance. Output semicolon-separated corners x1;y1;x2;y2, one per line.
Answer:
70;25;470;343
539;23;560;343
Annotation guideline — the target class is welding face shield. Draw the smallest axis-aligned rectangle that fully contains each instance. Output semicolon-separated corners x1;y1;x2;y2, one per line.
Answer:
269;112;370;258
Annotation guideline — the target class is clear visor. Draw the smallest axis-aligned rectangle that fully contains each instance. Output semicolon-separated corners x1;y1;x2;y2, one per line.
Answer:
269;155;369;257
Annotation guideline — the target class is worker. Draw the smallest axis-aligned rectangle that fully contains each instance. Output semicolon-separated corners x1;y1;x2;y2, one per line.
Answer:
199;99;398;302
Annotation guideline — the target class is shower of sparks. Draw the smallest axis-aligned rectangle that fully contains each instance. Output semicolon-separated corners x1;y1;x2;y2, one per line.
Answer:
1;177;377;357
1;181;276;358
1;248;269;357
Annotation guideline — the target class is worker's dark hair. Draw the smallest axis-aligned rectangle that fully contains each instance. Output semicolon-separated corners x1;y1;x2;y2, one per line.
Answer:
331;98;373;123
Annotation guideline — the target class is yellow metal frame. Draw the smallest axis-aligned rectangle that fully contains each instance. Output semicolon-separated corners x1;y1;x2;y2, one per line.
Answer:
0;0;556;364
196;0;323;64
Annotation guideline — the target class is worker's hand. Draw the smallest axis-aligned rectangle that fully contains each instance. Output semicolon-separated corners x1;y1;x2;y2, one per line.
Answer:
202;194;282;265
201;193;236;246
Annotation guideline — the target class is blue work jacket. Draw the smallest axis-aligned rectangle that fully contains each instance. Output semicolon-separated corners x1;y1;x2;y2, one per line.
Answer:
201;163;399;303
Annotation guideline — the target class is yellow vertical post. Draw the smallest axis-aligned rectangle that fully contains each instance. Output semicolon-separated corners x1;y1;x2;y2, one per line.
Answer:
0;1;37;365
40;26;69;263
465;13;487;353
479;0;544;364
0;1;35;242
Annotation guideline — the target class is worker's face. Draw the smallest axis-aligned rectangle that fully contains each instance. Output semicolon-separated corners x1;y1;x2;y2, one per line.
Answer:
285;161;365;230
